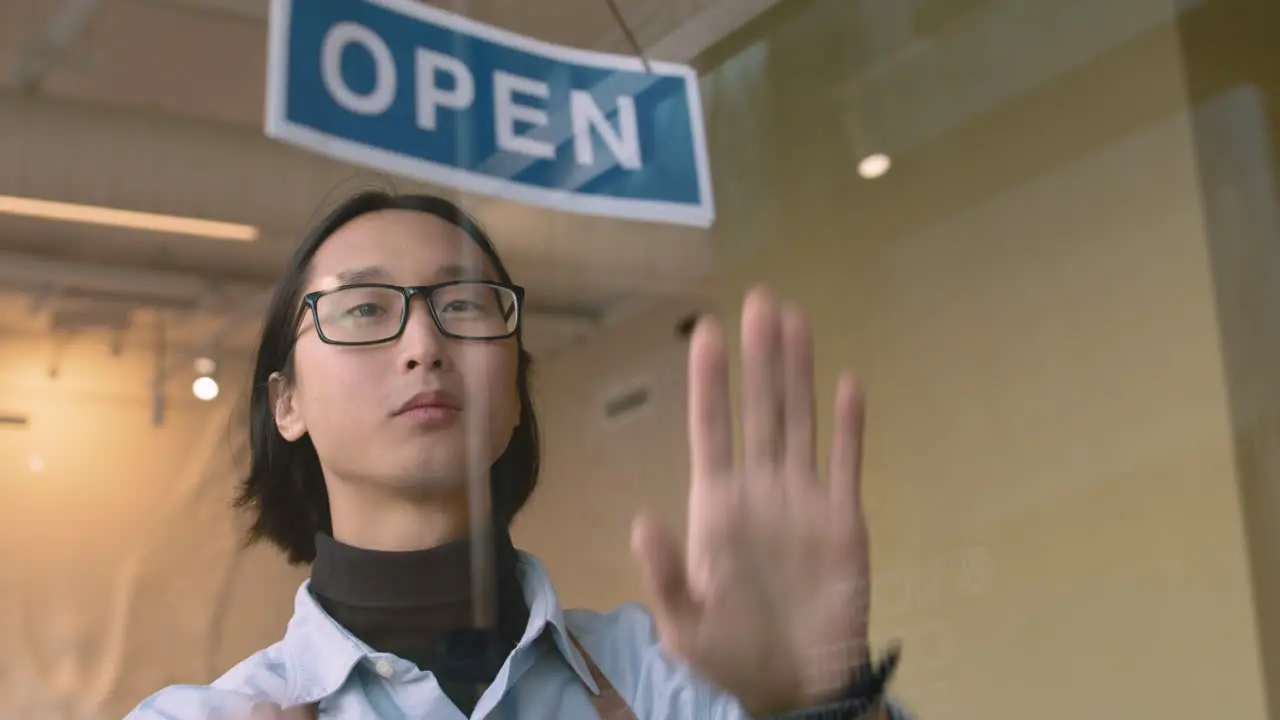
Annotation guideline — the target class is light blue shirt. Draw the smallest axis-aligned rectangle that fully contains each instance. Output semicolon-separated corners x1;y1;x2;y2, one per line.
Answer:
128;553;908;719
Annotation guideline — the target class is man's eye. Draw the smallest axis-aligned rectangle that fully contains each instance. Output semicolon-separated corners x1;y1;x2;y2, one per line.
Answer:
441;300;484;313
348;303;384;317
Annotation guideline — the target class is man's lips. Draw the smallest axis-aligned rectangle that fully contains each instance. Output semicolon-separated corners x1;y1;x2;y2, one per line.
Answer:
393;390;462;417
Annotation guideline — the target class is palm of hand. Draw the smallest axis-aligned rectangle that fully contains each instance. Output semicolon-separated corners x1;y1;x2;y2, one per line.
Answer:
632;288;872;717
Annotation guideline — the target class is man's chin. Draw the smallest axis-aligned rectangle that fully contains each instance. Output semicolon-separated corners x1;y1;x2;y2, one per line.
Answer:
385;462;489;492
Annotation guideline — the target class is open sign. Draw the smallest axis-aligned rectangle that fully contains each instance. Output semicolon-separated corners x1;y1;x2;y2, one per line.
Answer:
267;0;714;228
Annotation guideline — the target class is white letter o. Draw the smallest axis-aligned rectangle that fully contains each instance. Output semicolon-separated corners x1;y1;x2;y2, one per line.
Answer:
321;22;396;116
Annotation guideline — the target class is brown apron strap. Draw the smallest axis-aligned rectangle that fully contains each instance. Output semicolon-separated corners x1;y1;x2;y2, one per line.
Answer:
567;631;640;720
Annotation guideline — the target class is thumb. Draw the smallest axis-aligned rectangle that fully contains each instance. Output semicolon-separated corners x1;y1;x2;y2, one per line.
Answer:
282;704;319;720
249;703;285;720
249;701;318;719
631;514;700;655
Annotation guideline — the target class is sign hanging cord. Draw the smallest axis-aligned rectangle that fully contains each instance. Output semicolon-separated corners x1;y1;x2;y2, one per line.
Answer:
602;0;652;74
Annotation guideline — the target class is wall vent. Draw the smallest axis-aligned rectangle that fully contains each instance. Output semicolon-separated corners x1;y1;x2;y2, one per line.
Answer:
598;377;655;430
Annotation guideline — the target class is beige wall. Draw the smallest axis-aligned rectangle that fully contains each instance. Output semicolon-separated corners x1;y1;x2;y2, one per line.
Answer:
735;107;1266;719
697;0;1270;717
0;333;305;719
517;299;710;611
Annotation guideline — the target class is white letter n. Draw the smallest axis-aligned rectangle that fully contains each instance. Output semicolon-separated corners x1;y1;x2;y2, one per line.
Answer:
570;91;641;170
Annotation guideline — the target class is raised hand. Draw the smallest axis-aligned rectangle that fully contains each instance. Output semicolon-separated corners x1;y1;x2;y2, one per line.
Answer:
632;287;872;717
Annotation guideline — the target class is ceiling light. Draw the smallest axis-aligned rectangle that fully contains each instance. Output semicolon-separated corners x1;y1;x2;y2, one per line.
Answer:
28;454;45;473
192;376;220;401
0;194;259;242
857;153;891;179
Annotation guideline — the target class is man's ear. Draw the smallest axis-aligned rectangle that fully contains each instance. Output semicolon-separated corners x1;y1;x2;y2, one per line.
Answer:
268;371;307;442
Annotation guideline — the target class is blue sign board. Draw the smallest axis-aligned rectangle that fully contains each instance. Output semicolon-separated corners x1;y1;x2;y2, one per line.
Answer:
266;0;715;227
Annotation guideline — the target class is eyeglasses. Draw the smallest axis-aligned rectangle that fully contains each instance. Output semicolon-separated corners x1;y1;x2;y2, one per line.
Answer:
300;281;524;345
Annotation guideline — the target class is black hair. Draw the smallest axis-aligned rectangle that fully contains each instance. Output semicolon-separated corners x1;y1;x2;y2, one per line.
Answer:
235;190;540;565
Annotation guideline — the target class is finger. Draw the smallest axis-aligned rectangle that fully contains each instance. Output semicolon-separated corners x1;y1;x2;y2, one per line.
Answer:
828;372;866;512
249;701;317;719
781;305;816;477
688;315;734;479
282;704;320;720
631;514;700;656
741;286;784;471
249;702;284;720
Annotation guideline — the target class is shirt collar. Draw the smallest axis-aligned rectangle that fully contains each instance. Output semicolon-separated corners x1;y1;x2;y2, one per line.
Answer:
280;550;599;705
515;552;600;695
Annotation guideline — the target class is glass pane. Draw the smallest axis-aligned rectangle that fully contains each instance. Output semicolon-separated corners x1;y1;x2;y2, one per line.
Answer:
701;0;1278;717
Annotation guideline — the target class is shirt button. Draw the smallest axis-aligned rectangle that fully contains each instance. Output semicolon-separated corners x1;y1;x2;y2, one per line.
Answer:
375;660;395;678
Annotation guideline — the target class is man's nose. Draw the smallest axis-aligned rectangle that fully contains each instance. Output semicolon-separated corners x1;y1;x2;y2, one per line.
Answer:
397;294;449;371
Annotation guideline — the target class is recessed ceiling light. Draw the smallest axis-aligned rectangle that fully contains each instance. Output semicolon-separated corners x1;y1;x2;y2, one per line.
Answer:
193;376;220;401
857;153;891;180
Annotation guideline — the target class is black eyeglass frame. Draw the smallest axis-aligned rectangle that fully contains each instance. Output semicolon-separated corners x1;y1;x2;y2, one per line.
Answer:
299;280;526;346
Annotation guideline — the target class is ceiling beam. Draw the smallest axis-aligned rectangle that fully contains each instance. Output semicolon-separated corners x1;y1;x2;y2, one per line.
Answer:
0;249;608;326
810;3;1213;248
0;89;716;300
827;0;1204;164
645;0;788;64
151;0;269;22
0;249;239;307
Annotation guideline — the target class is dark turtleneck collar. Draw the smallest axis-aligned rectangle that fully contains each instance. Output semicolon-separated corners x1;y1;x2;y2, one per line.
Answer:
308;529;531;714
311;529;521;609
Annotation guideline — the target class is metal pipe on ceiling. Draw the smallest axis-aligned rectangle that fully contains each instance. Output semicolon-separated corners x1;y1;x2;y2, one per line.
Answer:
0;249;227;305
12;0;103;90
